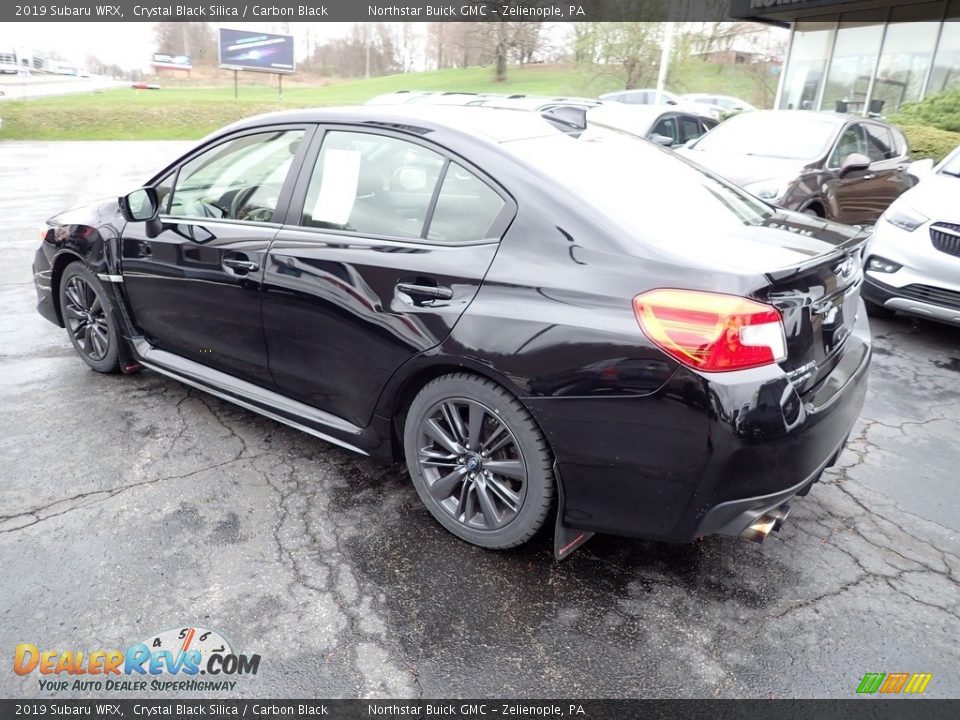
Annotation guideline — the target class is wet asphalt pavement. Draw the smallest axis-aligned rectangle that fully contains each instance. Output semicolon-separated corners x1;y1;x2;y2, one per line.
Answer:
1;141;958;699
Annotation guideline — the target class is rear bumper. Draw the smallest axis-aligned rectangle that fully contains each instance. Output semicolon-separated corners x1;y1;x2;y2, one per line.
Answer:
524;304;871;543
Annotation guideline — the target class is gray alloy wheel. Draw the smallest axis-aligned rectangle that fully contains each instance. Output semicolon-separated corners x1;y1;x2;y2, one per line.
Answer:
58;263;120;373
403;373;554;549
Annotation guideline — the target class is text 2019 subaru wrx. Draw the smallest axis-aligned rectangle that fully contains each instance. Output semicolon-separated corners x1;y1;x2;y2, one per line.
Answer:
33;106;871;556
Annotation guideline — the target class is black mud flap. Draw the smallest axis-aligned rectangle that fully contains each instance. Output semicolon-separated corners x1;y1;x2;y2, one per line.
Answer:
552;460;594;560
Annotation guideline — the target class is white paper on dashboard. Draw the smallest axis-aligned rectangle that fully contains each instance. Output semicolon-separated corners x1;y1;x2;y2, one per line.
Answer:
311;149;361;225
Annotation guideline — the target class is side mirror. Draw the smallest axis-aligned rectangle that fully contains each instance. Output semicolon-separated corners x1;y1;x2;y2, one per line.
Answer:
650;133;675;147
119;187;159;222
839;152;871;178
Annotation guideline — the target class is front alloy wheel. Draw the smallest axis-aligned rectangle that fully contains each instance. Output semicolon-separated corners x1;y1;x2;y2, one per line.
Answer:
404;373;554;549
59;263;120;373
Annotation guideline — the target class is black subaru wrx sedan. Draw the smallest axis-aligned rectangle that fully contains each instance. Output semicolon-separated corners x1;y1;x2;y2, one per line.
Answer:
32;106;871;557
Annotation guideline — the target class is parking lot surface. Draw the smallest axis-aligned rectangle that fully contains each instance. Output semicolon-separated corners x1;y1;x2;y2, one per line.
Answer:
1;141;958;698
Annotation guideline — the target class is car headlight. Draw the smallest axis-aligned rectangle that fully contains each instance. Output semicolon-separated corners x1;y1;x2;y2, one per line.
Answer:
743;178;792;202
883;204;928;232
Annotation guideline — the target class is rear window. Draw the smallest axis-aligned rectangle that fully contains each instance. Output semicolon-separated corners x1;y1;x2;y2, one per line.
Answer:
692;112;838;160
503;127;773;249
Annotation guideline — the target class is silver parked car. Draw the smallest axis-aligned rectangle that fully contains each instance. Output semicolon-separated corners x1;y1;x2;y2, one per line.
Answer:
862;145;960;326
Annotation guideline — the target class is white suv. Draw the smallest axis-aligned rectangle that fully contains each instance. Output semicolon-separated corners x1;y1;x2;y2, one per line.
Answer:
862;146;960;327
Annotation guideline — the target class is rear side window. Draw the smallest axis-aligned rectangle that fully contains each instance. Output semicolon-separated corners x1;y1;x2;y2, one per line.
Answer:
864;124;895;162
301;130;444;238
427;163;505;244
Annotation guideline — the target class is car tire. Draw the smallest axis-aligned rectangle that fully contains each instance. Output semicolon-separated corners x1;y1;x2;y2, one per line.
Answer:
58;263;121;373
403;373;555;549
864;298;895;319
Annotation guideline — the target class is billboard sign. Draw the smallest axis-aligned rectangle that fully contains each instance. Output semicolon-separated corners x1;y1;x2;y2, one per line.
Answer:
152;53;192;70
218;28;295;74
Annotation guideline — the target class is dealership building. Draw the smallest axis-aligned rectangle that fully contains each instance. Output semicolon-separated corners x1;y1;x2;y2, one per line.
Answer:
733;0;960;115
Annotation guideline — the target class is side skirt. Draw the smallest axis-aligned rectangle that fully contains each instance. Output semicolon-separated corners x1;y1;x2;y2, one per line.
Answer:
131;339;371;457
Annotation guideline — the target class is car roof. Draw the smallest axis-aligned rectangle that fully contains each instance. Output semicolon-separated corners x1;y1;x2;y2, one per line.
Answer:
227;104;571;144
366;90;601;111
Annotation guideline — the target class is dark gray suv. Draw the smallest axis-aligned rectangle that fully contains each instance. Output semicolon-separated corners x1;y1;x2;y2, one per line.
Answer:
679;110;915;225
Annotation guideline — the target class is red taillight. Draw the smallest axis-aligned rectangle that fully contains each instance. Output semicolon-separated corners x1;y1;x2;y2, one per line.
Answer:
632;289;786;372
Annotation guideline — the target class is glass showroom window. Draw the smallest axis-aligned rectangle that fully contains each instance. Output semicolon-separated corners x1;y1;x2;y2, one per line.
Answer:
929;0;960;93
822;15;885;113
872;4;942;113
779;20;834;110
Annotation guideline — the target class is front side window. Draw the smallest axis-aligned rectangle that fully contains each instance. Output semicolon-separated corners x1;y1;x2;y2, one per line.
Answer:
830;124;868;167
167;129;304;223
864;124;895;162
652;117;678;143
301;130;444;239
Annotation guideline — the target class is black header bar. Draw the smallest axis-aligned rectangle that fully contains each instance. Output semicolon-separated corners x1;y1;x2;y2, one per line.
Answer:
3;0;942;23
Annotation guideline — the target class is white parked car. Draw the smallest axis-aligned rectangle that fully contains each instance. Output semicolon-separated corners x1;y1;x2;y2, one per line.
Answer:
680;93;756;121
862;146;960;326
598;89;710;118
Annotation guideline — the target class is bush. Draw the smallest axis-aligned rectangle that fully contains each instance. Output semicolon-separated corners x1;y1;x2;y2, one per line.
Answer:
889;88;960;133
897;124;960;162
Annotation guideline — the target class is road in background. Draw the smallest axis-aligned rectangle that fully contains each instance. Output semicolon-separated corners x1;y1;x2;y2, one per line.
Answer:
1;141;958;698
0;74;124;101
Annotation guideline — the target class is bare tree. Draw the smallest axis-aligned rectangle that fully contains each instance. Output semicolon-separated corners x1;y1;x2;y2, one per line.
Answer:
576;22;663;89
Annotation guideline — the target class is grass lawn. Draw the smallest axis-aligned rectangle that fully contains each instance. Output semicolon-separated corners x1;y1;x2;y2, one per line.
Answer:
0;62;774;141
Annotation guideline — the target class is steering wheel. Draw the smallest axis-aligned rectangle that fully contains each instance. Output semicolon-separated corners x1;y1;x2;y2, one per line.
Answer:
229;185;259;220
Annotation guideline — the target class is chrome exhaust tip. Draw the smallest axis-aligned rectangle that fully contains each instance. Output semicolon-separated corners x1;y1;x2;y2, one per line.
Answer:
740;515;777;543
769;504;791;532
740;504;791;543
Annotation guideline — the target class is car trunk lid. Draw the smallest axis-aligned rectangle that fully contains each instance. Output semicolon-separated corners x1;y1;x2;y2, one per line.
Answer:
755;232;867;395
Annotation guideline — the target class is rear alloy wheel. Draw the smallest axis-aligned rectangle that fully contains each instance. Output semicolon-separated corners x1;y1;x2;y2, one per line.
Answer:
59;263;120;373
404;373;554;549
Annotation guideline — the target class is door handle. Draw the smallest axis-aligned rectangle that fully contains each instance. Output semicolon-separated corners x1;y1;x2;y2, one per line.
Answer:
396;282;453;300
862;173;875;180
222;258;259;273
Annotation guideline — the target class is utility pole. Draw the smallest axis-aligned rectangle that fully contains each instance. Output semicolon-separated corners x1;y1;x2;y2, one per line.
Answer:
655;22;674;105
365;25;371;79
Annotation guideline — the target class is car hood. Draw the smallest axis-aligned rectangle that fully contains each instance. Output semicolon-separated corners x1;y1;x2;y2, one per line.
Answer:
677;149;808;186
48;196;121;226
891;172;960;222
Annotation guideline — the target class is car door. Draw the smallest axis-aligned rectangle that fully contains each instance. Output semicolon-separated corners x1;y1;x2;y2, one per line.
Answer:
260;127;515;428
121;125;312;384
822;122;888;225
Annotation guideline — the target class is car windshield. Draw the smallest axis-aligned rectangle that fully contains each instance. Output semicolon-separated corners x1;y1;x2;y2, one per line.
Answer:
503;125;773;249
692;113;838;160
938;150;960;177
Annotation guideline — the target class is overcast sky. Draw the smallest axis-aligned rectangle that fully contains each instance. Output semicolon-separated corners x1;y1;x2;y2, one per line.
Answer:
1;23;361;70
